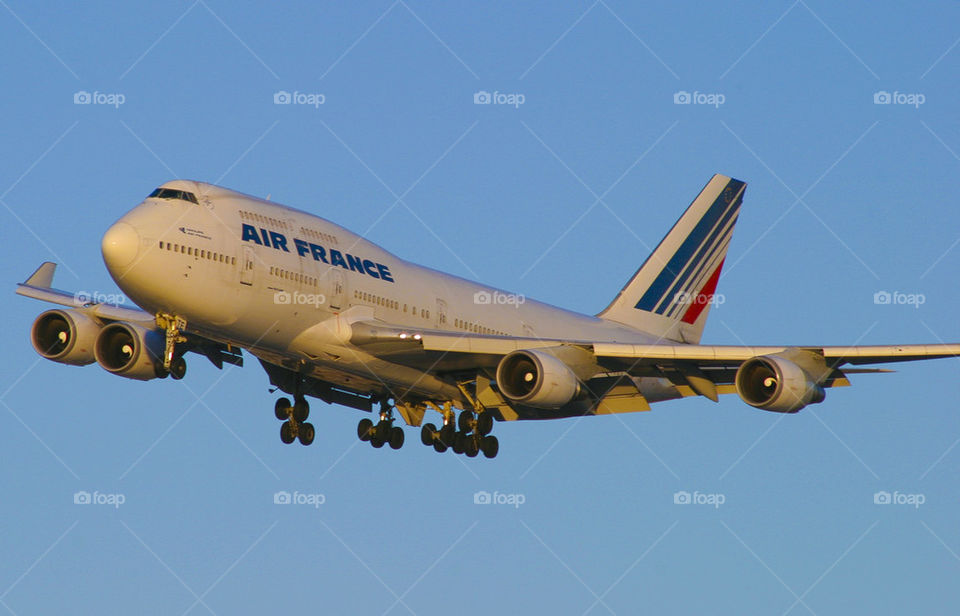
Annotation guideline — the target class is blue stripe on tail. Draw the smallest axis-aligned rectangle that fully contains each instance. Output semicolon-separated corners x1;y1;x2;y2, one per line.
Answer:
634;179;745;311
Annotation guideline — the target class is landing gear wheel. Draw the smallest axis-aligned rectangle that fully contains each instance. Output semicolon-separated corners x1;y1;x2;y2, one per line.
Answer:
274;397;292;420
376;420;392;443
169;356;187;380
389;426;405;450
433;440;448;453
298;422;315;445
477;412;494;436
453;432;466;455
458;410;474;433
421;423;437;446
481;435;499;459
358;418;374;441
464;436;479;458
371;436;385;448
439;423;456;446
292;398;310;422
280;421;295;444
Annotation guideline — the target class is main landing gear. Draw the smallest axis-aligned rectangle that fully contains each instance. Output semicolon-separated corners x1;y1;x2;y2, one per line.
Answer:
356;401;405;450
274;395;315;446
420;408;498;459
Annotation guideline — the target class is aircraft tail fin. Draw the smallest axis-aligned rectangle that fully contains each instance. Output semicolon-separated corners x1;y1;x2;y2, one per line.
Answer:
597;174;746;344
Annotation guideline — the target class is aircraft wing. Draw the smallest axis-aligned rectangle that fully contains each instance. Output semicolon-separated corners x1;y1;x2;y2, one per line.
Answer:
591;342;960;366
16;262;242;369
16;262;154;324
350;321;960;370
348;321;958;417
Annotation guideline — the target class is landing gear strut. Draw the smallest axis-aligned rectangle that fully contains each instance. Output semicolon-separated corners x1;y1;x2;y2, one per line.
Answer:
357;399;404;450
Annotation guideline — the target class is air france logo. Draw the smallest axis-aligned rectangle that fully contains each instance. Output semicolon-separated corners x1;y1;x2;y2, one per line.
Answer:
241;224;394;282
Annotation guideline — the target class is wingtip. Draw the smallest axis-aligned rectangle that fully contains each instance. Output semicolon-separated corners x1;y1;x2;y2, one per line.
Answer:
23;262;57;288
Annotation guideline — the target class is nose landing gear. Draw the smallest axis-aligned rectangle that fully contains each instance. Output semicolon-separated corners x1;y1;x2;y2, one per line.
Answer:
156;314;188;380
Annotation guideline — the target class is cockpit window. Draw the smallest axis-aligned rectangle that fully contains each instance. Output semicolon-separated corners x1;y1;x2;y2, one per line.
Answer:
148;188;199;204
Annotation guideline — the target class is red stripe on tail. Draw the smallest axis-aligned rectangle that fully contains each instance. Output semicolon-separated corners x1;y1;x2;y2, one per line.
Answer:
680;259;724;325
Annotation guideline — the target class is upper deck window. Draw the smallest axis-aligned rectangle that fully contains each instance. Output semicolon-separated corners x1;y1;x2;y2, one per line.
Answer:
148;188;199;204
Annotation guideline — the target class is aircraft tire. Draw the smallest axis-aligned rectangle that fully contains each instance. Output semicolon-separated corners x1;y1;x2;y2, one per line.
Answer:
421;423;437;446
389;426;405;450
280;421;295;444
298;422;315;446
358;418;374;441
275;397;291;420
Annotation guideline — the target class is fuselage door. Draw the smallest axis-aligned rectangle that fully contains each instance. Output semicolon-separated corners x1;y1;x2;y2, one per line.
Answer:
327;269;344;311
240;246;255;286
436;298;447;328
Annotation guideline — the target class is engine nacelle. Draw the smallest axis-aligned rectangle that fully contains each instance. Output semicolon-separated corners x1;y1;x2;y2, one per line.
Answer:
735;355;825;413
31;309;101;366
94;322;166;381
496;349;581;408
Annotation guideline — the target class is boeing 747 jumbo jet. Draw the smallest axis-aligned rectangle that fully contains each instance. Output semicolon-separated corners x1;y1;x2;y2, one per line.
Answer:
17;175;960;458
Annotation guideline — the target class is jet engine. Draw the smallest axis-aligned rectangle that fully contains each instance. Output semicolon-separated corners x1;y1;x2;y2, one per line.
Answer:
94;322;166;380
735;354;825;413
31;309;100;366
496;349;582;408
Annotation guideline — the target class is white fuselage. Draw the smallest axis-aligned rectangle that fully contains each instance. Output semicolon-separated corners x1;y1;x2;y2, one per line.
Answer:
102;181;658;401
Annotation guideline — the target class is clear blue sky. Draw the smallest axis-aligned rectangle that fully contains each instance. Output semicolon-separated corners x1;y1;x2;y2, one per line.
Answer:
2;1;960;613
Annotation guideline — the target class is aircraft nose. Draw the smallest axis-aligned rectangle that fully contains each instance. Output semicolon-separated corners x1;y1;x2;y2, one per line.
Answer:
101;221;140;271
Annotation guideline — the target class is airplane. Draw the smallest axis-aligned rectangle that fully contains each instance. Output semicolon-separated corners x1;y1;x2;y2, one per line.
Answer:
17;174;960;459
